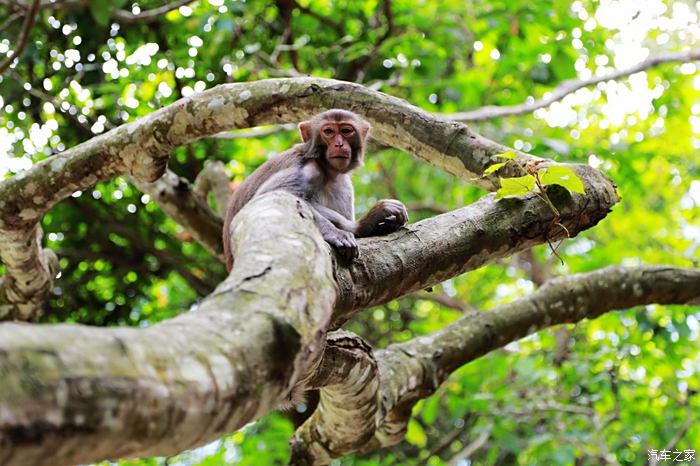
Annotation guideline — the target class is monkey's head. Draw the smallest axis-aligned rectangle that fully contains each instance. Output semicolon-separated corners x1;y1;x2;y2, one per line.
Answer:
298;109;371;173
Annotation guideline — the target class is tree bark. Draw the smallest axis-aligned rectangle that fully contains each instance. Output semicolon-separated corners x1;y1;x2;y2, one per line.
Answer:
0;192;336;466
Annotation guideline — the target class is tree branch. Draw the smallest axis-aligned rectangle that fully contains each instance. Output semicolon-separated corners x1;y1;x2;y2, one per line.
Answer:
447;49;700;122
1;77;610;319
129;170;225;260
0;0;40;75
294;266;700;463
332;174;618;324
0;192;337;466
193;160;233;216
212;123;296;139
290;330;379;465
111;0;194;24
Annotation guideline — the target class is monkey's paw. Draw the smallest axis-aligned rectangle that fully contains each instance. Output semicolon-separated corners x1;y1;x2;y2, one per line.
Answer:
373;199;408;235
327;229;359;260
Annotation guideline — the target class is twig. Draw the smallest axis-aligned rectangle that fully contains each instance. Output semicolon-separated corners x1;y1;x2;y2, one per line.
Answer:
410;290;475;313
447;424;492;466
0;0;40;75
112;0;194;24
292;0;345;36
0;10;23;36
339;0;394;81
446;49;700;122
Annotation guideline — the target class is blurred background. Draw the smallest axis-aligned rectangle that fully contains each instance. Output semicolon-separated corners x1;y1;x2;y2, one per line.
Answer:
0;0;698;464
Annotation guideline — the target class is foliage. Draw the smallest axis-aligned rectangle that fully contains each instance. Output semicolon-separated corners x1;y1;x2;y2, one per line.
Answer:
0;0;698;464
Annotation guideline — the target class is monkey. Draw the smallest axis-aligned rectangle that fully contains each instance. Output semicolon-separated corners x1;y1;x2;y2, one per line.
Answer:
222;109;408;271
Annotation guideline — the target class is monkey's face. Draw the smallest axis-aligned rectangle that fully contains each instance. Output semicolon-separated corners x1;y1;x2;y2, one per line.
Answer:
319;123;359;172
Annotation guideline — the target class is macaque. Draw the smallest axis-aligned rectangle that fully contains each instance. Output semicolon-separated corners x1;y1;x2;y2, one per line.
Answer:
222;109;408;271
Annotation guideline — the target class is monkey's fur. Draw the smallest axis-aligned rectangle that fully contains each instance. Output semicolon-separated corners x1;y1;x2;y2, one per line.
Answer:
223;109;408;271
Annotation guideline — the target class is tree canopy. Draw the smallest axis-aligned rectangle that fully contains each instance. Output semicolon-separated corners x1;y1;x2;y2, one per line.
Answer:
0;0;698;465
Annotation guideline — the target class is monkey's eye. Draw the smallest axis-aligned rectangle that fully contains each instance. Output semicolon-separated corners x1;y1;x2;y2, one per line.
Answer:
340;127;354;136
323;128;335;135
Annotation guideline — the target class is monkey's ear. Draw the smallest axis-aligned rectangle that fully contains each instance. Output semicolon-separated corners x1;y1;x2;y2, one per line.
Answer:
359;120;371;141
298;121;312;142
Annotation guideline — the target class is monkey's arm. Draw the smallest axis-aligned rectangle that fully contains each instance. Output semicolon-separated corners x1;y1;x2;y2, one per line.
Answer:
313;200;407;238
312;204;357;232
310;207;358;260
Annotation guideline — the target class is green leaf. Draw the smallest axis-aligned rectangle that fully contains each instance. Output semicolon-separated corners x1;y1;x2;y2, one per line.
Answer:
496;175;536;198
484;161;507;175
405;419;427;447
421;394;440;424
497;150;517;160
540;166;586;194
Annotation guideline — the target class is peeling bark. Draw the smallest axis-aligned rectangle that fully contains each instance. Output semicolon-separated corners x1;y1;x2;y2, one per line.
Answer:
290;331;379;465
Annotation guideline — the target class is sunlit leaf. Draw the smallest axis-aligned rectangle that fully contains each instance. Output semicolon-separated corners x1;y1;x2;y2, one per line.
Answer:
421;394;440;424
496;175;536;198
484;161;508;175
497;150;517;160
540;166;586;194
405;419;427;447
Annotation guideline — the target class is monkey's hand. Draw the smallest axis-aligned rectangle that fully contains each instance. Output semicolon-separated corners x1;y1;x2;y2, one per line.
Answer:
357;199;408;237
325;228;359;260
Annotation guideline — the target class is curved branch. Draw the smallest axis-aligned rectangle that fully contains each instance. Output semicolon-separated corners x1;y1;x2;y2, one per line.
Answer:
290;330;379;465
2;77;601;318
0;0;40;75
367;266;700;452
193;160;233;216
112;0;195;24
447;48;700;122
295;266;699;463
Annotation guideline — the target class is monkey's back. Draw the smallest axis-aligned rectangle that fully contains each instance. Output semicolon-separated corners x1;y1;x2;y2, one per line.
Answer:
222;147;303;271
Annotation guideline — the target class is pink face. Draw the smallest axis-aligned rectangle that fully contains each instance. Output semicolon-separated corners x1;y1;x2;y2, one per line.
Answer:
320;122;357;171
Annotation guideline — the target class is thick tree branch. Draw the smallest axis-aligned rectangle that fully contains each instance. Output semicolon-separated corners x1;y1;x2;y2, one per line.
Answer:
295;266;700;463
1;77;607;318
290;330;379;465
332;175;618;325
0;0;40;75
0;192;336;466
447;49;700;122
